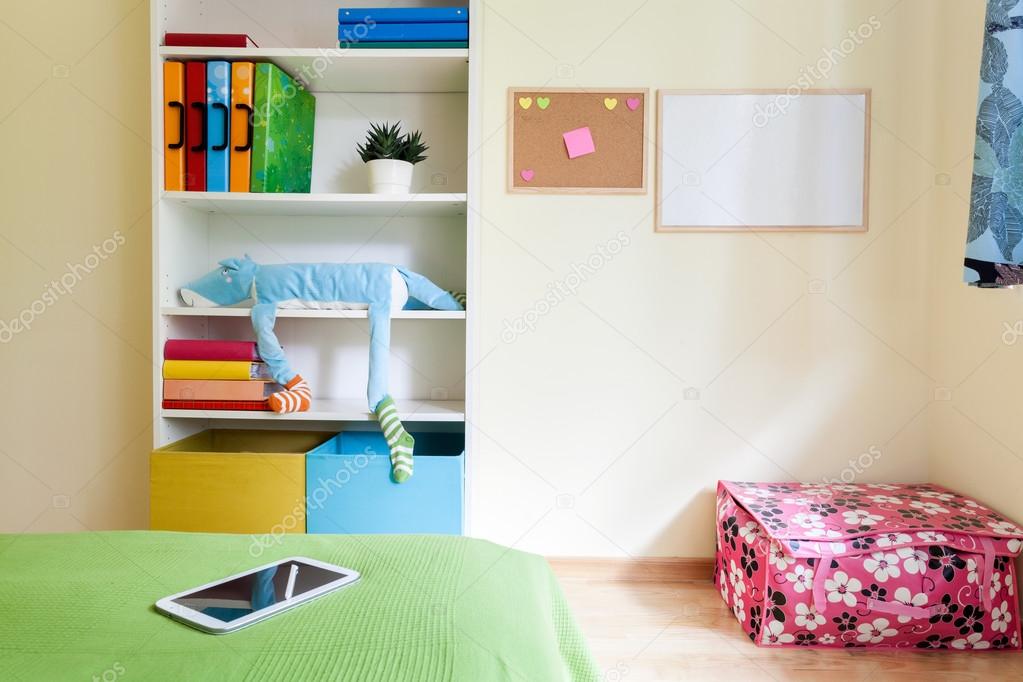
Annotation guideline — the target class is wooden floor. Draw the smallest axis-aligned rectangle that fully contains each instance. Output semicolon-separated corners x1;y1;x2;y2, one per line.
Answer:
549;564;1023;682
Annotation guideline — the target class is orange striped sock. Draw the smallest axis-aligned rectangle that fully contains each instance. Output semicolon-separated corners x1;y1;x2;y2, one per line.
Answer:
268;375;311;414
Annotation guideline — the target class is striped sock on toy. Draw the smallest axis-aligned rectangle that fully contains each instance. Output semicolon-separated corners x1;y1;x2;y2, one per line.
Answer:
375;395;414;483
268;375;311;414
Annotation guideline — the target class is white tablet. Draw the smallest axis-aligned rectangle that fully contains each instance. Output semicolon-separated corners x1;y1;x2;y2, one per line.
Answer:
155;556;360;634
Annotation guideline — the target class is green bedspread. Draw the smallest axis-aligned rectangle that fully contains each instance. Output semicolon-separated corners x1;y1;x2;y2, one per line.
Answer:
0;532;598;682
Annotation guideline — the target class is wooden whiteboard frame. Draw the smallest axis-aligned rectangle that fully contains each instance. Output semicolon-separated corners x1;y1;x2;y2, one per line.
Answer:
654;88;871;232
507;87;649;195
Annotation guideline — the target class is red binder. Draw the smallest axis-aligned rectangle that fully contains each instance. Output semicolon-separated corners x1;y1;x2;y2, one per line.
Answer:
164;33;258;48
184;61;206;191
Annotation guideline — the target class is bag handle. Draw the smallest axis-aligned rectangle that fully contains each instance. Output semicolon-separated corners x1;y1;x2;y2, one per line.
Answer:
866;597;937;619
811;550;834;615
981;536;995;612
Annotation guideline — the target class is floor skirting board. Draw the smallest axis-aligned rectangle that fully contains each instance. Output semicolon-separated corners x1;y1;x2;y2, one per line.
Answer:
546;557;714;582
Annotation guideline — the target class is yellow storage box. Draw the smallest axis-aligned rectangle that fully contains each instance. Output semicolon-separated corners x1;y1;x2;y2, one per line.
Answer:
150;430;332;534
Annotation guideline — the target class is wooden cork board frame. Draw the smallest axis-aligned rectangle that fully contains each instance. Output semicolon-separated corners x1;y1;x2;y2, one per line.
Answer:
508;88;649;194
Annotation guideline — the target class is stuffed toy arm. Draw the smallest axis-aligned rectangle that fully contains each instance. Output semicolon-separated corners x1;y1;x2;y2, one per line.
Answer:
250;303;295;386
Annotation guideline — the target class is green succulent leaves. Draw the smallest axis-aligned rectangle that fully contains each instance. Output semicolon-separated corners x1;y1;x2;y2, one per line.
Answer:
357;121;430;165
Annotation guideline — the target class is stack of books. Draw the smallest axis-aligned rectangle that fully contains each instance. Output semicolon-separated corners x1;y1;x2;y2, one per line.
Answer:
162;339;279;411
338;6;469;49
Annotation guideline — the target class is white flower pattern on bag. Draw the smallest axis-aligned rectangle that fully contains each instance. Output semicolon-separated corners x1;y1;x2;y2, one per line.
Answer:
897;547;928;575
794;602;826;631
863;552;901;582
784;564;813;593
856;617;898;644
769;542;795;570
842;509;884;526
763;620;795;645
992;600;1012;633
909;500;949;515
825;571;862;607
951;632;990;650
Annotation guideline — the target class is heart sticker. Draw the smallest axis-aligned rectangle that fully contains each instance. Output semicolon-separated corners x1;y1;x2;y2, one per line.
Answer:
604;97;618;111
626;97;640;111
537;97;551;110
518;97;533;110
520;169;535;182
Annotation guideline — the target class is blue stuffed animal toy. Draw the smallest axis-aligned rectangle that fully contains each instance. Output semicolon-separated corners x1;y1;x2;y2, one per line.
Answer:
180;256;464;483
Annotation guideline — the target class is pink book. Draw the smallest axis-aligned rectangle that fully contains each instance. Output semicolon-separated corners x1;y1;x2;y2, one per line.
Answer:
164;339;259;361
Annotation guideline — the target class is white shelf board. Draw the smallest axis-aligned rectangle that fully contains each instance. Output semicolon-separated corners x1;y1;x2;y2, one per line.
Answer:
161;307;465;320
162;399;464;422
162;191;467;218
158;47;469;93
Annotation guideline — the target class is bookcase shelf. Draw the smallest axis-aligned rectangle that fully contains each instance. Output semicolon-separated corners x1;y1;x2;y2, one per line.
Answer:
152;0;479;535
160;307;465;320
162;398;465;422
158;47;469;93
163;191;467;217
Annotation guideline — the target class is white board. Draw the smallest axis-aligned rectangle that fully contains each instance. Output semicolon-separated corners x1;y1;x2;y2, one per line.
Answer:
656;90;870;231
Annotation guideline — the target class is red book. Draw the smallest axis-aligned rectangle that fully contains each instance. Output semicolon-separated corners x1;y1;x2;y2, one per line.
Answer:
163;399;270;412
164;33;258;48
184;61;206;191
164;339;260;361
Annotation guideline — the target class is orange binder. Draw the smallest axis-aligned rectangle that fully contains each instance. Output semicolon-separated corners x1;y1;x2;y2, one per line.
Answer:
163;62;185;191
230;62;255;192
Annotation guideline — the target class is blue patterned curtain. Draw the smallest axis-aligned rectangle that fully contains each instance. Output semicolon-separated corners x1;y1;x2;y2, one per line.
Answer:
966;1;1023;286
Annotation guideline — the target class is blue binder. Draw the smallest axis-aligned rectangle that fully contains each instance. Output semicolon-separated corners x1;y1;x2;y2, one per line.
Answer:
206;61;231;192
339;21;468;43
338;7;468;24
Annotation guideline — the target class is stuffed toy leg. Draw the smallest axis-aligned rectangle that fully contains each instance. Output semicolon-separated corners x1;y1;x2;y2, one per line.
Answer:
180;256;464;482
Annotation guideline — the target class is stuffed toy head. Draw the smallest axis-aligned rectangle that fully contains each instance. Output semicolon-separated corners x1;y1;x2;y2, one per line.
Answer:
180;255;258;307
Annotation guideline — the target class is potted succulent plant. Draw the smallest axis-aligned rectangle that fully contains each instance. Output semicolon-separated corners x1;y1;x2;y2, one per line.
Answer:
357;122;429;194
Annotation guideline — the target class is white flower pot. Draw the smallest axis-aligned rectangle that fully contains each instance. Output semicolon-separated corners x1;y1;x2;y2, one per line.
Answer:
367;159;414;194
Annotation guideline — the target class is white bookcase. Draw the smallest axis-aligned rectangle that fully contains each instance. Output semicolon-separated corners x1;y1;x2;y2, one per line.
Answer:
149;1;479;522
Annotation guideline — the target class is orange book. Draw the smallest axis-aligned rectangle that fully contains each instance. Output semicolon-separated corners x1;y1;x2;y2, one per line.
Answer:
230;62;255;192
163;62;186;191
163;379;275;401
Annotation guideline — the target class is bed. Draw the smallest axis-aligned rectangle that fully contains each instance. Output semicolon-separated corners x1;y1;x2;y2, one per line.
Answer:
0;532;598;681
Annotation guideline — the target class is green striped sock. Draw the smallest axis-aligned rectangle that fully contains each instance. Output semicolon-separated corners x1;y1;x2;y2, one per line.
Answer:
375;396;414;483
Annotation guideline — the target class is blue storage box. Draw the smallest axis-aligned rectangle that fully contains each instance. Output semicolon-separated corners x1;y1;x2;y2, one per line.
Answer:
306;430;463;534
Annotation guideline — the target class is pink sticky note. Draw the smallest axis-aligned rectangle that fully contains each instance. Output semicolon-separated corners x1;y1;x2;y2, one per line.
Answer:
562;126;595;159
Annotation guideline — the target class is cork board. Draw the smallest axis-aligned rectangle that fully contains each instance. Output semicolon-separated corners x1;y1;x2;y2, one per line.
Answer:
508;88;648;194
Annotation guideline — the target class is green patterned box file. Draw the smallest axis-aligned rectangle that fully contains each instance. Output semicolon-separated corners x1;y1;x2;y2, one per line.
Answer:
250;63;315;193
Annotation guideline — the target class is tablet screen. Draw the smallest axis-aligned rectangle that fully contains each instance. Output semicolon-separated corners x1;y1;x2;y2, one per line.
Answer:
172;559;349;623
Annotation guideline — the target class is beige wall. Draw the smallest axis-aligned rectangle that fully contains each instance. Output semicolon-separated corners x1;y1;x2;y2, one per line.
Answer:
0;1;152;532
1;1;1014;559
928;1;1023;533
472;0;953;556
